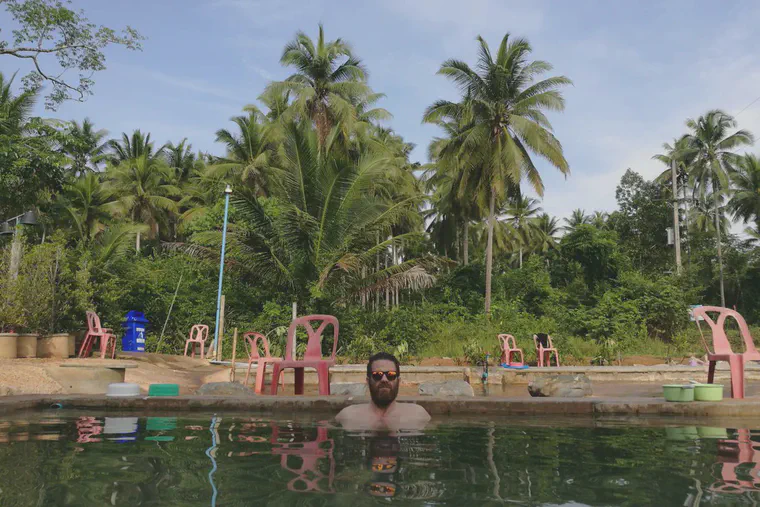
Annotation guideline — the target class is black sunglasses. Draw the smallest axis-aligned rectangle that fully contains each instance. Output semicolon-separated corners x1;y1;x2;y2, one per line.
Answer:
370;370;399;382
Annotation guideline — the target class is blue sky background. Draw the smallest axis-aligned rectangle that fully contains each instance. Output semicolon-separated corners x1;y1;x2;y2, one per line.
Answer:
3;0;760;228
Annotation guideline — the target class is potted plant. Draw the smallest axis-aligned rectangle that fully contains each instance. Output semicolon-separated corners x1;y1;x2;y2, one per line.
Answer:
0;271;22;359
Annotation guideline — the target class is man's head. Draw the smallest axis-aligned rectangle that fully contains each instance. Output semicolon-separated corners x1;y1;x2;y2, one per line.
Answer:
367;352;400;408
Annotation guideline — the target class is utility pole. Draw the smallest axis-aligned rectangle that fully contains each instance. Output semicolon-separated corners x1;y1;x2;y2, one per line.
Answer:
671;159;682;274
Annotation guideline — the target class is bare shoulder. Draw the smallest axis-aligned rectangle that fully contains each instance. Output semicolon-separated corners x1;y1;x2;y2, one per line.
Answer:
400;402;431;421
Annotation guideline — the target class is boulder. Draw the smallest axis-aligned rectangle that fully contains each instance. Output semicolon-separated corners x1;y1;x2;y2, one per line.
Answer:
528;374;592;398
330;382;367;396
196;382;256;397
419;380;475;397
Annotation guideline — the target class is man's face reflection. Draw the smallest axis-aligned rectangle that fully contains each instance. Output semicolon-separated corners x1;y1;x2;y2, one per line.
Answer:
367;436;400;497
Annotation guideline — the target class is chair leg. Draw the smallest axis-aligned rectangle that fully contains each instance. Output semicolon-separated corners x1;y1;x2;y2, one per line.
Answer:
244;360;253;387
270;364;283;395
78;335;91;358
554;351;560;367
728;355;745;399
294;368;305;395
708;360;716;384
184;341;190;357
200;341;205;360
317;364;330;396
254;360;266;395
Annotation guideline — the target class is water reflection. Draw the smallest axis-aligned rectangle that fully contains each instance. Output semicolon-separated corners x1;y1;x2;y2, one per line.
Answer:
711;428;760;494
366;435;401;497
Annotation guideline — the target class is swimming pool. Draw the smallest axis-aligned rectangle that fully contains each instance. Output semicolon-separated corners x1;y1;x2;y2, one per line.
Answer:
0;412;757;505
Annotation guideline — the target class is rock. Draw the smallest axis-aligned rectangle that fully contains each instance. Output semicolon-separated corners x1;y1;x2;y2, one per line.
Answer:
196;382;256;397
330;382;367;396
419;380;474;397
0;386;15;396
528;374;592;398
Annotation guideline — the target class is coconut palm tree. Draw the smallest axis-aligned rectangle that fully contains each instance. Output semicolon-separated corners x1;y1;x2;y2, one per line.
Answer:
531;213;561;253
0;71;36;135
684;110;754;306
564;209;589;232
62;118;108;176
423;33;571;314
106;130;166;165
164;138;196;184
106;154;180;251
211;110;277;195
653;136;695;239
729;153;760;230
589;211;609;229
267;24;372;145
504;195;542;267
61;172;114;243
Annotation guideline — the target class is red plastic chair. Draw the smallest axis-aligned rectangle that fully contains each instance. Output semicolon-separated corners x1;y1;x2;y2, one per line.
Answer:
270;315;338;396
183;324;209;359
243;332;285;394
78;311;116;359
692;306;760;399
271;422;335;493
498;334;524;366
533;333;560;367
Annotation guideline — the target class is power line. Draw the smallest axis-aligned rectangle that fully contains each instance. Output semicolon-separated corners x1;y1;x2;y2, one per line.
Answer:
736;95;760;117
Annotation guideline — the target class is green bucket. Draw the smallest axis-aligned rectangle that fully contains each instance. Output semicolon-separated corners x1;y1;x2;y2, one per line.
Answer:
665;426;699;440
697;426;728;438
148;384;179;397
693;384;724;402
663;384;694;402
146;417;177;431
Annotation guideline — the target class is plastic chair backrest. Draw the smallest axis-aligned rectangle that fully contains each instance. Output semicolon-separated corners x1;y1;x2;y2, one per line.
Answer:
285;315;339;361
691;306;758;355
190;324;209;344
535;333;551;349
86;311;102;333
498;334;518;350
244;332;270;360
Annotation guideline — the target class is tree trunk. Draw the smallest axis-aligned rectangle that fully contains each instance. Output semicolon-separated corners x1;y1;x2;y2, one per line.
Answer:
385;245;390;311
714;191;726;307
463;221;469;266
136;231;141;253
519;247;523;269
671;159;682;274
375;231;380;312
9;227;22;281
485;189;496;315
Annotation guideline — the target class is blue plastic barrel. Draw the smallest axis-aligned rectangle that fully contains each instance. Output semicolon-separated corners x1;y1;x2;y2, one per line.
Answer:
121;311;148;352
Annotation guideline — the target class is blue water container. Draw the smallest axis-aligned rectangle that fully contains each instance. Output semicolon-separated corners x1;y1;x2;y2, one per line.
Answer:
121;311;148;352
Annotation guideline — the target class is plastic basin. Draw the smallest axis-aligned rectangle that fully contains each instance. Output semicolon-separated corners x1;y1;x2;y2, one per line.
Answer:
663;384;694;402
148;384;179;397
106;383;140;397
697;426;728;438
693;384;724;402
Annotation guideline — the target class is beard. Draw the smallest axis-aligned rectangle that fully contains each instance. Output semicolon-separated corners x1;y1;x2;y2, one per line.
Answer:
369;380;399;408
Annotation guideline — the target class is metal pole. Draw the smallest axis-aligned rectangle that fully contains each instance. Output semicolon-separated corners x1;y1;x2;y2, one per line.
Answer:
213;185;233;352
671;159;682;274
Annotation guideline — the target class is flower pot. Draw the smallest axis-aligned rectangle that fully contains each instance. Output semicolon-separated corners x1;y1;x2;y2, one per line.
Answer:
16;333;38;358
0;333;18;359
38;334;69;359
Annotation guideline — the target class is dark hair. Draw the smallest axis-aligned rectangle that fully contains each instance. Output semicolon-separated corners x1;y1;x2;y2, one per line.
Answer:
367;352;400;378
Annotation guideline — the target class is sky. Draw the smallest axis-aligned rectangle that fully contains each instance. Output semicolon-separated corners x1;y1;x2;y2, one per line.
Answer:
3;0;760;229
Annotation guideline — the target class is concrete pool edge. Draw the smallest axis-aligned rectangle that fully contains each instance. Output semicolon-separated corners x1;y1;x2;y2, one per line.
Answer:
2;394;760;420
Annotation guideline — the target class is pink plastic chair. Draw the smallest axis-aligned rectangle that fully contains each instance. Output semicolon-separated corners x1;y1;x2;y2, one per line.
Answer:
533;333;560;367
183;324;209;359
498;334;524;366
271;422;335;493
243;332;285;394
270;315;338;396
78;311;116;359
692;306;760;399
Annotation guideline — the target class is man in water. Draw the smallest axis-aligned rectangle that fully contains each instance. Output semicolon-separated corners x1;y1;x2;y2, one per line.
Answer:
335;352;430;430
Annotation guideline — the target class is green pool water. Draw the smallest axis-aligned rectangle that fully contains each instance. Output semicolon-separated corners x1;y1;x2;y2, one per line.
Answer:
0;413;757;506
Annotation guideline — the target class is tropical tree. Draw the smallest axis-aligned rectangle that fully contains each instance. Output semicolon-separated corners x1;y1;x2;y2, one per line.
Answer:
564;209;589;232
503;195;541;267
729;153;760;230
0;71;36;135
60;173;113;243
589;211;609;229
267;24;371;144
531;213;561;253
61;118;108;176
423;33;571;314
106;154;180;251
106;130;166;165
684;110;754;306
164;138;196;184
211;110;276;195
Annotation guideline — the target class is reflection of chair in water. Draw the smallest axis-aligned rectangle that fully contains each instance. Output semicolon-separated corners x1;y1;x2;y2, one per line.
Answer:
270;422;335;493
76;416;103;443
692;306;760;399
711;429;760;494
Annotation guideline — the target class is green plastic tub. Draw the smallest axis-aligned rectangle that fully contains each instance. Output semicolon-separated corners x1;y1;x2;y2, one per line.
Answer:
697;426;728;438
148;384;180;397
693;384;724;402
663;384;694;402
665;426;699;440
